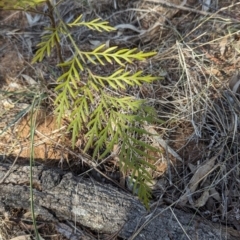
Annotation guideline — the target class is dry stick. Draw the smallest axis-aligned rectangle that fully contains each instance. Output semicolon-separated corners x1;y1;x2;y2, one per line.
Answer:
46;0;65;66
129;200;176;240
144;125;183;163
0;146;22;184
169;206;191;240
29;129;128;192
129;147;225;240
146;0;240;22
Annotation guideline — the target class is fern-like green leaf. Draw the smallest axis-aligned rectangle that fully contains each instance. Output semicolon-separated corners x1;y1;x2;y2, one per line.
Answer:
18;1;162;207
81;45;157;67
0;0;45;9
32;29;60;63
88;69;158;90
68;15;116;32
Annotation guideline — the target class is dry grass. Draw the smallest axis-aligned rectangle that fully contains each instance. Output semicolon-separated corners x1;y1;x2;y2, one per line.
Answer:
0;0;240;239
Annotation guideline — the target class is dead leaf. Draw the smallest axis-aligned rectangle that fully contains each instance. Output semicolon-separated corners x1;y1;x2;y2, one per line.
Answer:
21;74;38;85
219;36;228;56
10;236;31;240
144;126;183;162
188;163;197;173
23;211;32;219
202;0;211;11
188;157;216;192
179;149;223;205
229;72;240;93
2;99;15;110
209;187;221;201
194;190;209;207
25;12;41;26
114;23;143;34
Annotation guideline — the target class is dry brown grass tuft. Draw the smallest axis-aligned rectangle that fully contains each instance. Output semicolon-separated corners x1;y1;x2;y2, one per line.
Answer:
137;0;240;231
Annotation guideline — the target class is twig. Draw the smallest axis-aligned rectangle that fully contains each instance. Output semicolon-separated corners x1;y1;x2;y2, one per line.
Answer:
144;125;183;163
0;147;22;184
146;0;240;22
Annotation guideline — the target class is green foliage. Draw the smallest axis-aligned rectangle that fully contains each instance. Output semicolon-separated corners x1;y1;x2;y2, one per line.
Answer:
32;28;61;62
0;0;45;9
68;14;116;32
2;0;162;207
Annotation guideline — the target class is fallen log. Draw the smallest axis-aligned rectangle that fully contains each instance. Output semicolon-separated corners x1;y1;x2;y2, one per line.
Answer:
0;163;238;239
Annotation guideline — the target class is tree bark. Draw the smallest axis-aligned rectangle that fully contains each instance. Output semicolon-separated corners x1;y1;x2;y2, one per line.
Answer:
0;163;238;240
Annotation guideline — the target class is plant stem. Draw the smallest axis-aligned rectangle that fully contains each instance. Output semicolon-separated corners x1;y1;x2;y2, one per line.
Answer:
46;0;65;67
